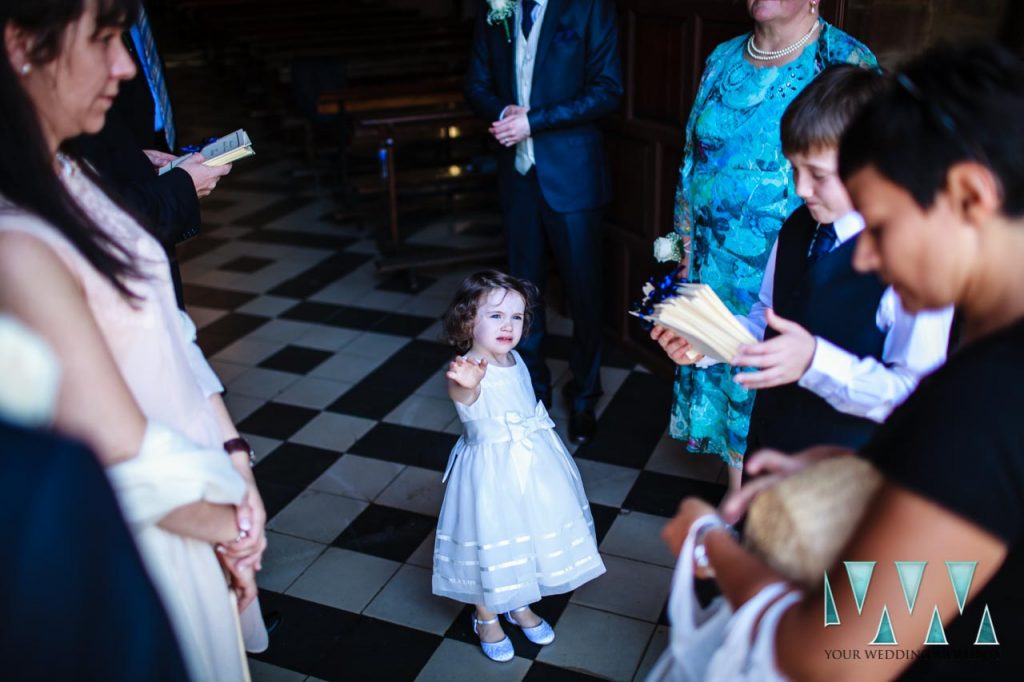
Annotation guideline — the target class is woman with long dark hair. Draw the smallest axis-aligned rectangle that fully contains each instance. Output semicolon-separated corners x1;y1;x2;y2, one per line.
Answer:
0;1;265;678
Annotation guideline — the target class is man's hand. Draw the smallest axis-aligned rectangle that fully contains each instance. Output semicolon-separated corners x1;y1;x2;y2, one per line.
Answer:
651;325;704;365
732;309;816;389
490;105;531;147
142;149;177;170
718;446;849;524
178;153;232;198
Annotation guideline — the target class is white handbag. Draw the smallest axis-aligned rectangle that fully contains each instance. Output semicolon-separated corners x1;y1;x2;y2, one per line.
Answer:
646;517;801;682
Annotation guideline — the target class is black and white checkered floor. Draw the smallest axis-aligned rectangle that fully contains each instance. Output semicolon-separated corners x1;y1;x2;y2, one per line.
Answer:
181;169;729;680
166;58;728;680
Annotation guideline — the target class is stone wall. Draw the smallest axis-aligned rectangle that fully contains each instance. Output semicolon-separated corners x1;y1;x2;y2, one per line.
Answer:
844;0;1017;69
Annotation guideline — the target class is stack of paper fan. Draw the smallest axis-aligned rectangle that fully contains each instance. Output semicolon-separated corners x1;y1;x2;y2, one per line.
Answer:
632;282;756;364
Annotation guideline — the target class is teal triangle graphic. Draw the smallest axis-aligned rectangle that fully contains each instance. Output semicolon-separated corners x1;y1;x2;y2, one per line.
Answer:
924;605;948;645
895;561;927;614
945;562;977;615
870;605;898;645
823;572;840;626
845;561;876;615
975;605;999;645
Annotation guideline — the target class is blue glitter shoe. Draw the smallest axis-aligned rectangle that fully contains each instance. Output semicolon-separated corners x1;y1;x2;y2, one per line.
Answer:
504;607;555;645
472;613;514;662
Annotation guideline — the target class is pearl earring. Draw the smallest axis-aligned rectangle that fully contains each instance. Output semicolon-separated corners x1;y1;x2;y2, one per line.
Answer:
809;2;817;13
19;63;31;76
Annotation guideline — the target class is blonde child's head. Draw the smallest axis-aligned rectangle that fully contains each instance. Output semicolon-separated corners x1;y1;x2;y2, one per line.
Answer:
781;64;885;225
442;270;540;355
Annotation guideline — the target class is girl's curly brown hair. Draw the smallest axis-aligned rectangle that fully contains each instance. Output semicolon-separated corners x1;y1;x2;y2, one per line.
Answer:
442;270;540;354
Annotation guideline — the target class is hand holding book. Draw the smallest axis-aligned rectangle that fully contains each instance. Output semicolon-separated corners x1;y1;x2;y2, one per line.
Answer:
142;149;177;169
176;154;232;198
651;325;704;365
631;278;756;364
157;129;255;176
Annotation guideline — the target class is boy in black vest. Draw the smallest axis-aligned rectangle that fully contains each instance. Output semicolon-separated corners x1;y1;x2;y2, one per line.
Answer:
652;65;953;476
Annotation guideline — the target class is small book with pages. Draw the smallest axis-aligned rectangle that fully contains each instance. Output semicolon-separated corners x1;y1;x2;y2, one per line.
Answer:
158;129;255;175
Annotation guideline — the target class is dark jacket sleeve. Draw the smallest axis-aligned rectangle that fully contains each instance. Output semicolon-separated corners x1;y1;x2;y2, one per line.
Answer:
71;108;200;248
465;2;508;123
117;168;201;247
527;0;623;135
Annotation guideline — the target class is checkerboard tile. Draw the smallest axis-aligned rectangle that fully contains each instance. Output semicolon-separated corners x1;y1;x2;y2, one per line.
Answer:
183;209;731;678
171;72;727;682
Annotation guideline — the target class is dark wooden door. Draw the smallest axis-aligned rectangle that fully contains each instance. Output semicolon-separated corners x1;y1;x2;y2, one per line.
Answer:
602;0;847;369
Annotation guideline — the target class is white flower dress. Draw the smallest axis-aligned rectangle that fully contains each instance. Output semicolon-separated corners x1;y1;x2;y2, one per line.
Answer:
432;350;605;612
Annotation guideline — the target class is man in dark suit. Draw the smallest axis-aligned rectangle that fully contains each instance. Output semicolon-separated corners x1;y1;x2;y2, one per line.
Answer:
466;0;623;444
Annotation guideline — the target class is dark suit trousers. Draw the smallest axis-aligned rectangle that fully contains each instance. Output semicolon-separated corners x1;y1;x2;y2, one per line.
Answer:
503;167;603;411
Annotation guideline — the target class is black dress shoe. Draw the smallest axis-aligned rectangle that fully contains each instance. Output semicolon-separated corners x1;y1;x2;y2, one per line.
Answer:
568;409;596;445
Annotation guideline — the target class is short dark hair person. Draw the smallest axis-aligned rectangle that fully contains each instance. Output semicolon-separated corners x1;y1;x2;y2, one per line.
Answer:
839;41;1024;217
781;63;885;156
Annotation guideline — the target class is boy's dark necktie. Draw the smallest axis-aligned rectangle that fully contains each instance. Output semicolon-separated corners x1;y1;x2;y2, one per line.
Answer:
807;223;838;264
522;0;537;39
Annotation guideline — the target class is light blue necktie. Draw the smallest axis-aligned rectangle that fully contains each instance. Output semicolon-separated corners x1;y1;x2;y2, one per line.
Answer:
130;6;176;151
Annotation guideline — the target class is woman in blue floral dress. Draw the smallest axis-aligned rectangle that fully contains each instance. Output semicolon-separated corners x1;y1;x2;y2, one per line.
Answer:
653;1;876;486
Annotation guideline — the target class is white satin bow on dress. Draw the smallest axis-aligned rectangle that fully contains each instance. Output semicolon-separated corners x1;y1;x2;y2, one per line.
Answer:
444;401;564;494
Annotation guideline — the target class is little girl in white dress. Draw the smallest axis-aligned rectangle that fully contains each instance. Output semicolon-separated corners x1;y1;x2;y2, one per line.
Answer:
432;270;606;662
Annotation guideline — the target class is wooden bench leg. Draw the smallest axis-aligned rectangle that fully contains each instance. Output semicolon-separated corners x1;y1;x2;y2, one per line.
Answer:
383;136;399;251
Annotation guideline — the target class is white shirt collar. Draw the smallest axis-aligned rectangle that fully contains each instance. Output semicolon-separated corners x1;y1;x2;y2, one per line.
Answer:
832;210;865;246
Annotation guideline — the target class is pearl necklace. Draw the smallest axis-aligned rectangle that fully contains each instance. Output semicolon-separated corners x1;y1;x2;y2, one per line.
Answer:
746;21;819;61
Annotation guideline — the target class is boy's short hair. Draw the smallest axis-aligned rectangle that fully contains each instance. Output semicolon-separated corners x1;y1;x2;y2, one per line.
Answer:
781;64;886;155
840;42;1024;217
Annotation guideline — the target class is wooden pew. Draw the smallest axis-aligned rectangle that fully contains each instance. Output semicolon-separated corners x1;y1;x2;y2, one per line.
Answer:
175;0;498;279
347;105;501;279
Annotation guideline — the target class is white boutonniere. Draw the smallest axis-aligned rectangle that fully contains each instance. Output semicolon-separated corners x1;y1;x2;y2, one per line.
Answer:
653;233;683;263
486;0;515;43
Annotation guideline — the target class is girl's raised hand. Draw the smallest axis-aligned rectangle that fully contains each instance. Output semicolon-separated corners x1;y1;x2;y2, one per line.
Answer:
446;355;488;389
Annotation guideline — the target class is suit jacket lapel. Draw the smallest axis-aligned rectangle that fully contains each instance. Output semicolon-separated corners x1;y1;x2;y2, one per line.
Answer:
493;14;516;97
533;0;567;75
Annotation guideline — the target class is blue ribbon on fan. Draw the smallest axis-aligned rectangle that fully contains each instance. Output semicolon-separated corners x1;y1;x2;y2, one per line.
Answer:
630;267;690;331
